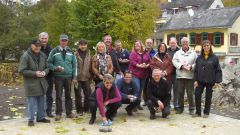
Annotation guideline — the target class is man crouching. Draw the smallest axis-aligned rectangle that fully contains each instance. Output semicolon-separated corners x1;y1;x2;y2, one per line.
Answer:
147;68;171;120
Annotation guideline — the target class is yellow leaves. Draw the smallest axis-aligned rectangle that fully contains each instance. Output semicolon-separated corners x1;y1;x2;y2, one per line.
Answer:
73;117;85;124
55;126;69;134
9;96;17;100
168;123;177;127
9;107;18;112
20;126;28;131
118;115;127;123
0;128;5;131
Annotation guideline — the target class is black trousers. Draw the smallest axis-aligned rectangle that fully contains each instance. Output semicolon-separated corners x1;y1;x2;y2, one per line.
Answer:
89;100;121;119
54;77;73;115
74;81;92;113
170;73;178;108
195;82;214;115
147;100;170;118
122;98;140;111
46;76;54;114
143;76;151;102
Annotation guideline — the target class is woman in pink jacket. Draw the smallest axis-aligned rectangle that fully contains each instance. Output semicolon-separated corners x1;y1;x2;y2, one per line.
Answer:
129;40;151;110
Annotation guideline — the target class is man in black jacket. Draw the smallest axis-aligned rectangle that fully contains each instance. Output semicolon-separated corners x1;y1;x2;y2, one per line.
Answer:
147;68;171;120
39;32;54;118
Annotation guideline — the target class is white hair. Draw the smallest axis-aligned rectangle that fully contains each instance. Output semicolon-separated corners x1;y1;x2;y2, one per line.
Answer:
181;37;189;44
39;32;49;38
169;37;177;43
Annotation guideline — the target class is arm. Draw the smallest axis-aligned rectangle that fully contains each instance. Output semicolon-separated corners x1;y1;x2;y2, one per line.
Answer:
96;88;106;117
116;79;127;100
129;52;138;67
147;81;159;104
107;55;113;74
108;87;122;104
72;54;77;80
172;52;183;70
164;56;173;75
47;49;57;71
132;80;140;97
44;56;50;75
92;56;100;76
215;57;222;83
162;81;171;107
18;54;36;77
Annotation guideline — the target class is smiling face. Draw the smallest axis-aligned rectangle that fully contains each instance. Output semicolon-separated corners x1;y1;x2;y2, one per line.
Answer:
159;43;166;53
115;42;122;51
79;43;87;52
104;35;112;47
145;38;153;49
124;73;132;84
39;34;48;46
152;69;162;83
181;37;189;51
134;41;142;52
203;43;211;53
103;80;113;90
60;39;68;48
31;44;41;53
169;39;177;49
97;43;105;53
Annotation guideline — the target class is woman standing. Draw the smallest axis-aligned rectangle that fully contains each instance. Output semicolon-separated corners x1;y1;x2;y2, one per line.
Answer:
92;42;113;85
129;40;151;110
193;40;222;118
150;43;173;84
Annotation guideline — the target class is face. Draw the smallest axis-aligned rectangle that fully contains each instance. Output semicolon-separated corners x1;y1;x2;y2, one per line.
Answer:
60;39;68;48
97;44;105;53
159;44;166;53
115;42;122;50
134;41;142;51
152;70;162;83
104;36;112;46
104;80;113;89
181;38;189;51
169;40;177;49
203;43;211;52
39;35;48;46
31;44;41;53
145;39;153;49
79;44;87;52
124;73;132;84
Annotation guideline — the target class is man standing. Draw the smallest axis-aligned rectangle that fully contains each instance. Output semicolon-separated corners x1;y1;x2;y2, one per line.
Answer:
172;37;198;115
75;39;92;116
103;35;122;75
143;38;157;106
116;70;140;116
48;34;77;121
147;69;171;120
18;40;50;126
166;37;180;110
39;32;54;117
115;40;130;73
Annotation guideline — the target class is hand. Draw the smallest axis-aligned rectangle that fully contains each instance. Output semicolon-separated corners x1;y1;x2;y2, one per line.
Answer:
35;71;43;77
144;64;150;68
40;71;46;77
99;75;104;80
104;101;110;106
157;100;164;110
137;64;144;68
72;79;78;84
194;81;198;88
127;95;133;99
55;66;64;72
102;117;107;123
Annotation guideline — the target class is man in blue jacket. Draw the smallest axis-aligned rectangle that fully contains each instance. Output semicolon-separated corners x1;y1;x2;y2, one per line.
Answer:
116;70;140;116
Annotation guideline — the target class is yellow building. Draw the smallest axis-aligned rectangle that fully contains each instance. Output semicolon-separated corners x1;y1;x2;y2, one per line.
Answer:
161;7;240;64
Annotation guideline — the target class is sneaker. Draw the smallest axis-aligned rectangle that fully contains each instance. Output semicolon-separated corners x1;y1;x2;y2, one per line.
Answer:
125;108;133;116
150;114;155;120
189;110;195;115
203;114;209;118
142;102;147;106
47;113;55;118
66;113;76;119
77;112;83;117
99;120;113;126
37;118;51;123
28;121;34;126
89;117;96;125
55;115;61;121
192;114;201;118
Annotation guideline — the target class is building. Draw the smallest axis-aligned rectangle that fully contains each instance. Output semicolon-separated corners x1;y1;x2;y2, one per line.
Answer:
154;0;224;44
161;7;240;64
0;0;40;6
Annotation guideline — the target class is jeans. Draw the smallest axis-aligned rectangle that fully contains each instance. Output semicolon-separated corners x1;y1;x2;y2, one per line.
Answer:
74;81;92;113
54;77;73;115
176;79;195;111
46;76;54;114
27;96;45;121
195;82;214;115
132;77;146;104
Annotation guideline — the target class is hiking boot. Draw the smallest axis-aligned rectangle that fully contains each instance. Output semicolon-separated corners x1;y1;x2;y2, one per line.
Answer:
55;115;61;121
66;113;76;119
192;114;201;118
28;121;34;127
37;118;51;123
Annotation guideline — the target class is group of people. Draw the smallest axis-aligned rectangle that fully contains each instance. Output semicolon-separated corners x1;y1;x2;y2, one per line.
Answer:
18;32;222;127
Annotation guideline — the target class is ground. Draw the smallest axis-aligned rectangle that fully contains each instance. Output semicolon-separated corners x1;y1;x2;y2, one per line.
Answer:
0;86;240;135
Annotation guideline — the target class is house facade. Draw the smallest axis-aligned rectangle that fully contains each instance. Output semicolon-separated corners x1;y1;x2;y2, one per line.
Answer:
162;7;240;64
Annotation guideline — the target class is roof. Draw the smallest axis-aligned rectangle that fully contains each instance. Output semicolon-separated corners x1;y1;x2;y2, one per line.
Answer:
161;0;215;10
161;7;240;31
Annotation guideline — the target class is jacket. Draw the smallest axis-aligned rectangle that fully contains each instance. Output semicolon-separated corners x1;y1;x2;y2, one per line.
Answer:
128;50;151;79
150;53;173;83
194;54;222;84
92;53;113;77
18;48;49;96
115;48;130;72
147;78;171;107
172;48;198;79
167;47;180;75
41;44;53;78
75;49;92;81
47;46;77;80
116;78;139;100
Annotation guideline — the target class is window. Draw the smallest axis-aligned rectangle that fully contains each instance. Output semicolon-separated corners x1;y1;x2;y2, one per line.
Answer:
201;32;208;41
230;33;238;46
190;33;196;45
214;32;221;45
